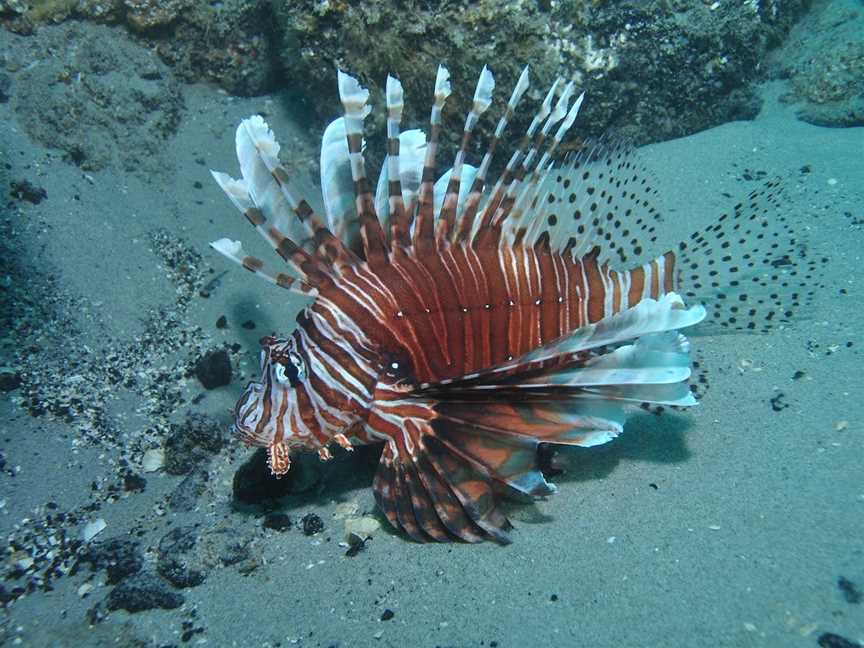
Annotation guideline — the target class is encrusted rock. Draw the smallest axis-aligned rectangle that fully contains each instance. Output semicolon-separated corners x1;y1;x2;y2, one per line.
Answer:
271;0;809;149
163;412;228;475
81;537;143;584
105;572;184;612
7;22;183;175
194;349;232;390
769;2;864;127
156;524;253;588
123;0;189;32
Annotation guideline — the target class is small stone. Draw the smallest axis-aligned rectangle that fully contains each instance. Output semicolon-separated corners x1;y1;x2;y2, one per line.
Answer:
838;576;862;604
166;468;209;512
215;315;228;329
77;582;94;597
194;349;232;389
262;513;291;532
817;632;859;648
9;180;46;204
380;609;394;621
301;513;324;536
81;537;143;584
105;573;184;612
122;473;146;492
241;320;256;330
0;370;21;392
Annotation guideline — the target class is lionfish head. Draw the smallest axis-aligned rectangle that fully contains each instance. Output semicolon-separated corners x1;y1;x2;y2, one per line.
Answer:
232;334;308;476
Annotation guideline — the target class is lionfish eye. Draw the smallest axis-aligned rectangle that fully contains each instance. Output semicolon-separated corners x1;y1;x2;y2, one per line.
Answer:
273;351;305;387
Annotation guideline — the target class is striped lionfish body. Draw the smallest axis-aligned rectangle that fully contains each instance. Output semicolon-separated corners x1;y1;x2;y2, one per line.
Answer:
210;65;817;543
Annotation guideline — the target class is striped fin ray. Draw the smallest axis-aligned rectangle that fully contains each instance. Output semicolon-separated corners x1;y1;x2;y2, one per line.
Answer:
379;75;411;248
374;124;427;246
412;65;452;250
337;71;389;267
495;88;585;241
234;116;352;268
488;79;575;231
209;118;336;286
209;238;317;296
320;118;360;254
435;65;495;242
471;77;561;239
455;65;531;243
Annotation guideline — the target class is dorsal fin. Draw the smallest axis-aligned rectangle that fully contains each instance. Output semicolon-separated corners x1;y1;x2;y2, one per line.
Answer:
413;65;451;251
455;65;531;243
435;65;495;242
337;70;389;268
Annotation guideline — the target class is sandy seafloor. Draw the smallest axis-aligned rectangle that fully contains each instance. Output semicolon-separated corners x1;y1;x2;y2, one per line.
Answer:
1;38;863;648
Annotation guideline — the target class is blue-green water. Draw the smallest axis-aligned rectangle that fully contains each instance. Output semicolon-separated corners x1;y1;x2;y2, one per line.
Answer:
0;2;862;646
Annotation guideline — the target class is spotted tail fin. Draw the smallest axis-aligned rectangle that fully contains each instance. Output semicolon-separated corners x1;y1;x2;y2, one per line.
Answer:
674;178;825;333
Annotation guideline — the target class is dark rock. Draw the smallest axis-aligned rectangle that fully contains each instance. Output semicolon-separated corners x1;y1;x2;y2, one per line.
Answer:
81;538;143;584
167;468;209;512
157;526;206;588
241;320;256;330
163;413;227;475
262;513;291;532
215;315;228;329
817;633;859;648
0;72;10;103
157;524;253;587
234;449;322;504
769;3;864;128
105;573;184;612
272;0;809;151
194;349;232;389
122;472;147;492
232;449;293;504
838;576;862;604
0;370;22;392
301;513;324;536
9;180;46;204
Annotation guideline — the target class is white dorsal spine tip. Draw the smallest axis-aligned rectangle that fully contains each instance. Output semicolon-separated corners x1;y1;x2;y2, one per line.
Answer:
211;238;244;257
385;74;404;111
549;80;575;124
435;65;452;103
337;69;369;112
508;65;531;108
472;65;495;112
537;78;561;121
556;91;585;137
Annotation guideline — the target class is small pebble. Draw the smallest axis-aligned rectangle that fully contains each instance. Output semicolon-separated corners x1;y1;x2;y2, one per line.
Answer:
302;513;324;536
262;513;291;532
380;609;394;621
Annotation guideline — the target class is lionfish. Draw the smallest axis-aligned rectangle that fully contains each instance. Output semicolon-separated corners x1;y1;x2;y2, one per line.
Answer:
208;65;816;543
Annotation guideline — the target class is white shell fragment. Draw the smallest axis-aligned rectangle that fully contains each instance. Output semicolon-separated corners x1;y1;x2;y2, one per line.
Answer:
82;518;107;543
141;448;165;473
344;515;381;540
